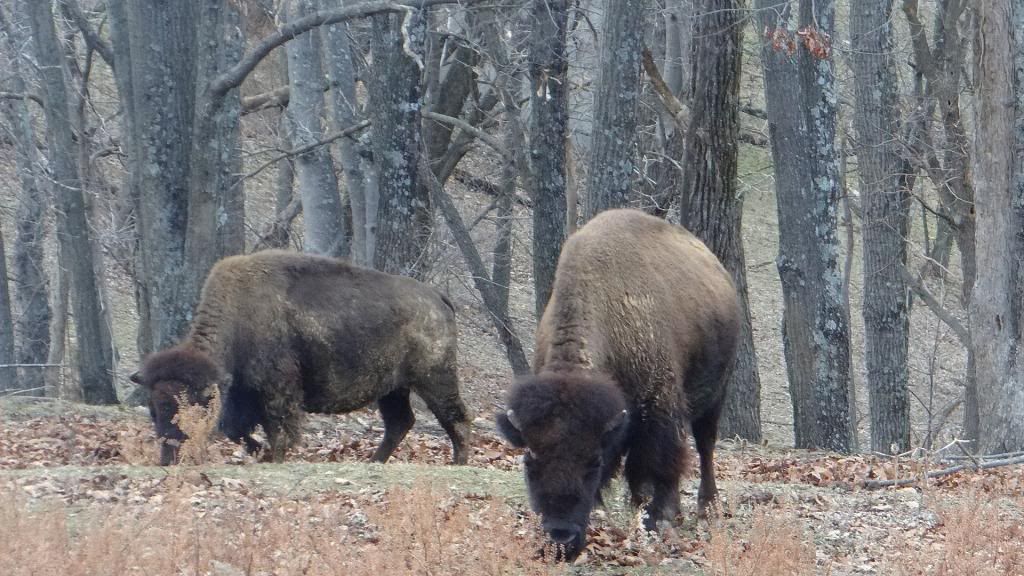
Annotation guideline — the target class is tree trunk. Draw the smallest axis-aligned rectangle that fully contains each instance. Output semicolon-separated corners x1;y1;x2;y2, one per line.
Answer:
0;3;50;395
27;0;117;404
678;0;761;442
126;0;196;351
284;0;348;258
968;0;1024;454
0;220;16;392
757;0;853;452
321;0;370;263
528;0;570;318
188;0;246;277
584;0;645;220
369;10;429;276
852;0;912;454
106;0;154;366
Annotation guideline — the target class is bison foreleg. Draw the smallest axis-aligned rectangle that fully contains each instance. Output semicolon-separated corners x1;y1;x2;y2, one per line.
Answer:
624;415;688;530
371;388;416;463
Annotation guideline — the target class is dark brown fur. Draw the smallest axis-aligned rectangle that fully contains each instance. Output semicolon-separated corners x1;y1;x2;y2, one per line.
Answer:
497;209;740;558
134;250;471;466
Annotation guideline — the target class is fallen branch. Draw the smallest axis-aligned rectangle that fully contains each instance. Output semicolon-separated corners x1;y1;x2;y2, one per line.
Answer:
0;91;44;107
863;454;1024;489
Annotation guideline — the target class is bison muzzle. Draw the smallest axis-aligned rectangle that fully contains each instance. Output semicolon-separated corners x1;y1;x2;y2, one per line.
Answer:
497;209;741;559
132;250;472;466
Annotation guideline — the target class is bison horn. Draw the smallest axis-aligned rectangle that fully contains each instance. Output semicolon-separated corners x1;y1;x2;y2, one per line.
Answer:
605;409;627;433
506;409;523;432
129;371;142;385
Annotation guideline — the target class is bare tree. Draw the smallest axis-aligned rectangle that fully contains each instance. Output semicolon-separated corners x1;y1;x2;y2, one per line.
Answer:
852;0;912;453
757;0;853;452
528;0;570;317
369;10;429;275
0;220;16;392
968;0;1024;454
584;0;645;219
27;0;116;403
284;0;348;257
677;0;761;441
321;0;370;263
0;3;50;395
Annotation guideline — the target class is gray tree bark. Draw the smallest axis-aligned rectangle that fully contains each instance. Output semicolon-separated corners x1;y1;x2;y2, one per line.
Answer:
528;0;570;318
678;0;761;442
285;0;347;258
188;0;246;269
0;3;50;395
968;0;1024;454
28;0;117;403
321;0;370;263
126;1;196;351
757;0;854;452
853;0;912;454
369;10;429;276
584;0;645;220
0;220;16;392
901;0;978;444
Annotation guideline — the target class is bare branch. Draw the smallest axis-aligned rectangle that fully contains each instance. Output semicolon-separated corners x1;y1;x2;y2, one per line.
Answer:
901;0;936;81
239;119;370;184
62;0;115;69
209;0;480;100
0;91;44;107
641;47;690;132
421;110;507;158
242;85;291;114
899;265;971;347
252;197;303;252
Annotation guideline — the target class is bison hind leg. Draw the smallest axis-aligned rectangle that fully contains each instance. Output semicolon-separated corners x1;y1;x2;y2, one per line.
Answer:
414;381;471;465
691;407;722;517
371;388;416;463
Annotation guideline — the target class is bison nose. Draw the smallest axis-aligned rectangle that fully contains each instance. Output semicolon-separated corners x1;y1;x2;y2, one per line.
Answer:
549;527;578;545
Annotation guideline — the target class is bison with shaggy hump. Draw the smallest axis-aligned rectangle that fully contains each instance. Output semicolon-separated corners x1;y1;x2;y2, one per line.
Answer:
131;250;471;466
496;209;740;558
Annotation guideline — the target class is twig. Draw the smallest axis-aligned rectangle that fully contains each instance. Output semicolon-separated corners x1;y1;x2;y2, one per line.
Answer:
863;454;1024;489
954;438;982;470
0;91;44;106
239;120;370;184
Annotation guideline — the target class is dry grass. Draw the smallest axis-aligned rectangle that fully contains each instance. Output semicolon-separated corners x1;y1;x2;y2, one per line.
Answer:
890;495;1024;576
0;480;558;576
174;387;223;466
704;506;816;576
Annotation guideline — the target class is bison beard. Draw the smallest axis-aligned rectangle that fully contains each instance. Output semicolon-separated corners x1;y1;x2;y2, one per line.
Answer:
497;209;741;560
132;250;472;466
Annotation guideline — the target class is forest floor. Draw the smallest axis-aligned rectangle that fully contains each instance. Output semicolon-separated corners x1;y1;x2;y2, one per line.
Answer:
1;397;1022;575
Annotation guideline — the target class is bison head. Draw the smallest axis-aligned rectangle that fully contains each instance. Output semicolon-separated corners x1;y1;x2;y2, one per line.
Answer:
130;347;222;465
496;370;629;560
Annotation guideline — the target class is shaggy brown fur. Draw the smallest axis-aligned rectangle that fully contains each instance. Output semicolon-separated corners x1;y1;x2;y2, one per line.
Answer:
133;250;471;466
497;209;740;558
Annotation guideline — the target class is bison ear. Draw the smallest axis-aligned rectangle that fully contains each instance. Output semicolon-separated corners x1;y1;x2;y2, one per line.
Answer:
495;409;526;448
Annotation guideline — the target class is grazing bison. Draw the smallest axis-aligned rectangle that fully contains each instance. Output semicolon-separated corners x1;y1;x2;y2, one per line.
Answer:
131;250;471;466
496;209;740;558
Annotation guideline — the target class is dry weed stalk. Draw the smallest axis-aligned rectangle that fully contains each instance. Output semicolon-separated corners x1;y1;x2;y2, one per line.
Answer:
890;495;1024;575
174;386;221;465
704;505;816;576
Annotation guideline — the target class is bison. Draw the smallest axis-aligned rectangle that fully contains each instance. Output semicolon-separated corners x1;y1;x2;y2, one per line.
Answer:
496;209;740;558
131;250;471;466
